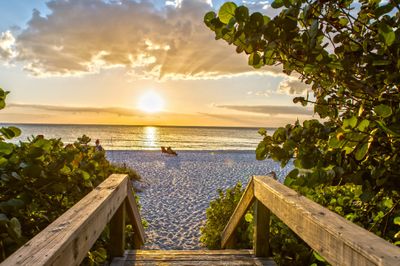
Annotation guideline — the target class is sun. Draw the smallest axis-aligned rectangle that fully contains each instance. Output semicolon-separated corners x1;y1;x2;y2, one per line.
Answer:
137;91;165;113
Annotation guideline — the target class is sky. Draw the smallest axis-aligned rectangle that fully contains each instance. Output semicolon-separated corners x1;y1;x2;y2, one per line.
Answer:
0;0;313;127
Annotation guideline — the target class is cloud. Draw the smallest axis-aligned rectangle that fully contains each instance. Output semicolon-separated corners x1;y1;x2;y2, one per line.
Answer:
278;77;311;95
0;0;286;79
7;103;143;116
0;31;17;60
216;104;313;116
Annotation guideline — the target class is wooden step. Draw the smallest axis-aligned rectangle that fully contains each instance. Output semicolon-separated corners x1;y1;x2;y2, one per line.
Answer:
110;249;276;266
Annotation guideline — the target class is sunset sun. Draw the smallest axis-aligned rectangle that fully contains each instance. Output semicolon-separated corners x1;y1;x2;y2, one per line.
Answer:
137;91;165;113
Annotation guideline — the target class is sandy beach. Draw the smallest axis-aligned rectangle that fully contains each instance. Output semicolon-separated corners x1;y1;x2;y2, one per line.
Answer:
107;150;292;250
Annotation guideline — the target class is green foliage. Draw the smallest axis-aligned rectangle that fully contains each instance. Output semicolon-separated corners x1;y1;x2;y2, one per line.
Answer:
200;183;252;249
205;0;400;263
200;182;323;265
0;88;142;264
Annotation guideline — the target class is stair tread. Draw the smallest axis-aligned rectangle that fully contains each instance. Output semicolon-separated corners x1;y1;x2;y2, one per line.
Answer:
111;249;276;266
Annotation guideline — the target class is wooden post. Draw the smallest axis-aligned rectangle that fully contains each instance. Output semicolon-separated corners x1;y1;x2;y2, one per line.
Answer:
109;201;126;258
253;199;270;257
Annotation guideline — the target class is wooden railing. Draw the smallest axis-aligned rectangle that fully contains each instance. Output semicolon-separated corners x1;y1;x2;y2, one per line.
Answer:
1;174;145;266
222;175;400;266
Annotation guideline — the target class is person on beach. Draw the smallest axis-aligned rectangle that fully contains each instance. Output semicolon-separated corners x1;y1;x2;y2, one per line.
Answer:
166;147;178;156
95;139;104;152
161;146;177;156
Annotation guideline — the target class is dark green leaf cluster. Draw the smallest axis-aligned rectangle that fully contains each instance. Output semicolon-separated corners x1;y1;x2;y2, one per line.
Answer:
0;88;142;264
204;0;400;262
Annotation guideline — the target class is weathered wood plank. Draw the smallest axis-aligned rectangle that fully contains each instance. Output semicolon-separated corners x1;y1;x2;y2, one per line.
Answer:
253;175;400;266
125;181;145;248
221;177;255;248
111;249;276;266
2;174;129;266
109;201;126;257
253;200;270;257
124;249;254;255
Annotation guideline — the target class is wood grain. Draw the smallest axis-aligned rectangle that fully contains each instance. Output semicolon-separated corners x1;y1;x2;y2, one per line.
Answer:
2;174;129;266
125;181;145;248
110;249;276;266
109;201;126;257
221;177;255;248
253;175;400;266
253;200;270;257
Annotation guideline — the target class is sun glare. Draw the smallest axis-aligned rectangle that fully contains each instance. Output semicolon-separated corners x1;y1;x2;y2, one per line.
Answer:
138;91;165;113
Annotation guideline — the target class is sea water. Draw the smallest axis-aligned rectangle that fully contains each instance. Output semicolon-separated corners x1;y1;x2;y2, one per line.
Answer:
4;124;276;150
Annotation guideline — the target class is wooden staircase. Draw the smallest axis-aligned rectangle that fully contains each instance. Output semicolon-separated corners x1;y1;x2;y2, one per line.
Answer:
111;250;275;266
2;174;400;266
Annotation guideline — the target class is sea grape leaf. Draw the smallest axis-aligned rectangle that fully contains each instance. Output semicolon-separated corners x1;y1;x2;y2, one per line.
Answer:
271;0;284;9
378;23;395;46
357;119;370;132
343;116;357;129
374;104;392;118
355;142;369;161
0;142;14;155
235;6;249;22
218;2;237;24
0;126;21;139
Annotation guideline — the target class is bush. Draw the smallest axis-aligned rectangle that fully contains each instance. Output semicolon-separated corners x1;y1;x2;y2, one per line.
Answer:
200;182;323;265
0;88;142;264
200;183;252;249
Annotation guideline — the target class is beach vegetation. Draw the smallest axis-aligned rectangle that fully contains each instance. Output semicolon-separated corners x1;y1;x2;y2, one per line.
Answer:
204;0;400;264
200;183;252;249
0;88;142;264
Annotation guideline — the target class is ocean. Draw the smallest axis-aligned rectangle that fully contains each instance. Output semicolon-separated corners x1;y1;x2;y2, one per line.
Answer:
4;124;276;151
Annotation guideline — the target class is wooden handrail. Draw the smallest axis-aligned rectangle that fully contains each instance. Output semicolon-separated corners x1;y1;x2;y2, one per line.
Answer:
1;174;145;266
221;175;400;266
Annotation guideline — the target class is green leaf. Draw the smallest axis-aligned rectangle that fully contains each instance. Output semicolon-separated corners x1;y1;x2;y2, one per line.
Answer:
375;4;394;18
372;60;391;66
204;11;216;25
394;217;400;225
81;170;91;180
258;128;267;136
0;142;14;155
244;213;253;222
249;52;261;67
256;141;267;160
378;23;395;46
218;2;237;24
235;6;249;23
272;128;286;142
271;0;284;9
0;126;21;139
9;217;22;238
343;116;357;129
0;157;7;167
374;104;392;118
355;142;369;161
383;198;393;209
313;251;325;262
357;119;370;132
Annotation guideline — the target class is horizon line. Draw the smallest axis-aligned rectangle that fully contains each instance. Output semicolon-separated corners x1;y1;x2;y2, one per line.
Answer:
0;122;277;130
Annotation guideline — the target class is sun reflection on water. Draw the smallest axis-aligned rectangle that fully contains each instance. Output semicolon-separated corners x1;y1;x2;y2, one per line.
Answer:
144;126;158;149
